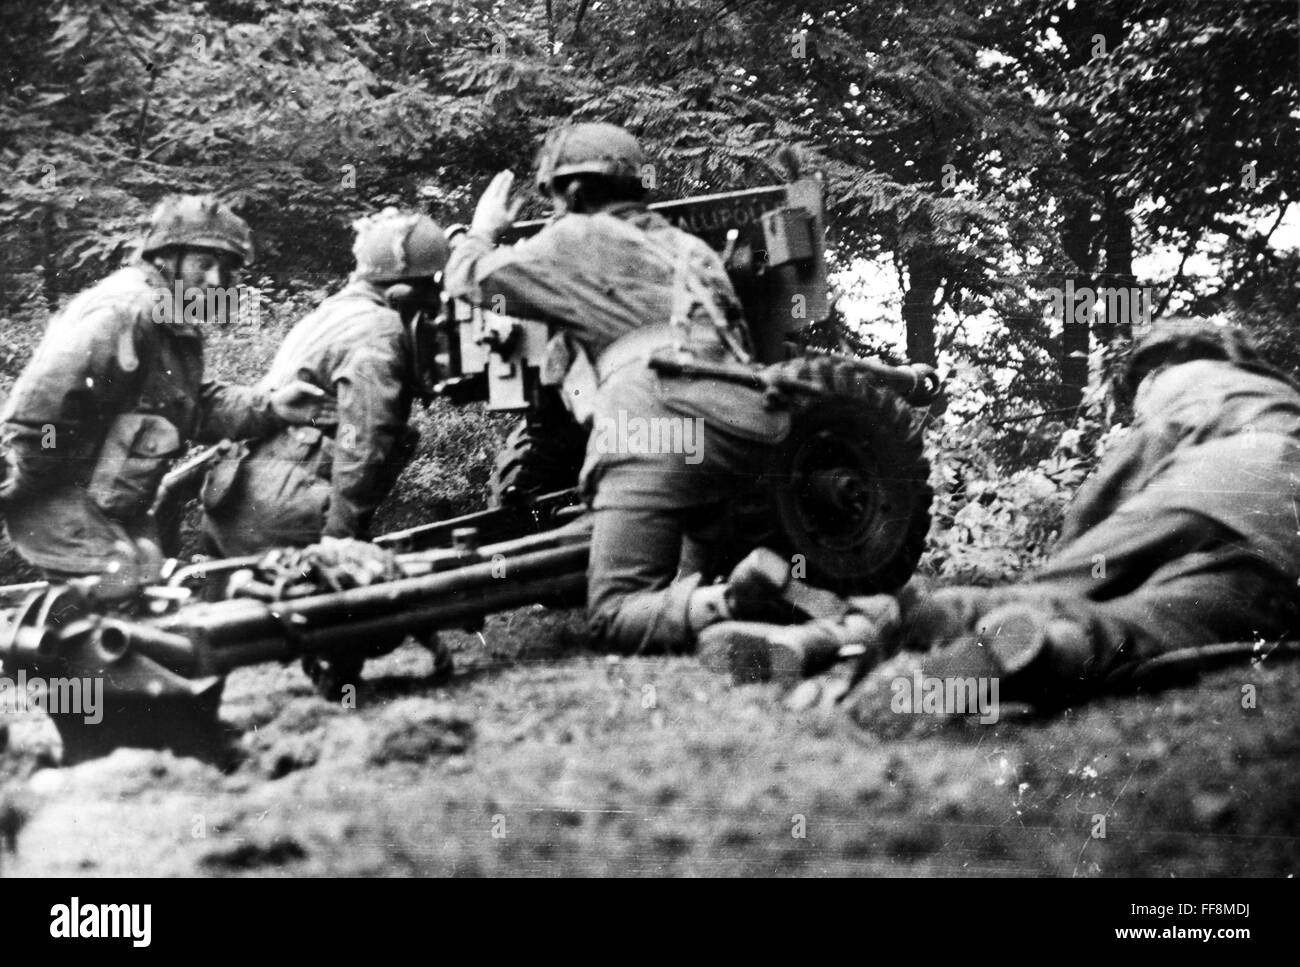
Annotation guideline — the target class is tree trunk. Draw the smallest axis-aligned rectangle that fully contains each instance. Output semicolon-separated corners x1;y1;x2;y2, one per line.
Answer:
1058;213;1092;408
903;246;940;367
1053;2;1110;409
1100;190;1136;345
901;145;946;369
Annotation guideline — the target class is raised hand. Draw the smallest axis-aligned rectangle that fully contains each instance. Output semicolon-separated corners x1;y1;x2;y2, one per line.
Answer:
470;170;524;242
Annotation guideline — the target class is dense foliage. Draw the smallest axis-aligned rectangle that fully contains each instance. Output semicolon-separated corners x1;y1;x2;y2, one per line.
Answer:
4;1;1295;395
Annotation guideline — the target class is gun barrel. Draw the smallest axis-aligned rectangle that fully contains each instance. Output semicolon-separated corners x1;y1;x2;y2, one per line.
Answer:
649;355;941;407
377;488;582;552
119;541;589;675
846;359;942;406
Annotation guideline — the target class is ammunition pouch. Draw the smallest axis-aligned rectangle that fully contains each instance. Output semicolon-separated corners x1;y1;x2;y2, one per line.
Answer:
202;425;332;519
655;365;790;444
88;413;183;521
596;325;791;444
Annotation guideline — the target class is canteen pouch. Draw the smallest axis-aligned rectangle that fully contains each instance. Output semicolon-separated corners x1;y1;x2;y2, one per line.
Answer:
88;412;183;519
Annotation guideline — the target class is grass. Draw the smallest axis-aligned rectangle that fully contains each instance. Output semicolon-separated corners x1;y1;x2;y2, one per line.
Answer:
2;609;1297;876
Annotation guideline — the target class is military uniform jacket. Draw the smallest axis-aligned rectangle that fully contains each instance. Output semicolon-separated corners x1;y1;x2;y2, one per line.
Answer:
1057;358;1300;581
202;279;414;553
0;264;282;568
445;204;786;510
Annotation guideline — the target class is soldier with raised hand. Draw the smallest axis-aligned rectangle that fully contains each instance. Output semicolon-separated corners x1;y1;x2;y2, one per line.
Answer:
201;208;449;556
704;319;1300;709
0;194;330;583
445;122;795;656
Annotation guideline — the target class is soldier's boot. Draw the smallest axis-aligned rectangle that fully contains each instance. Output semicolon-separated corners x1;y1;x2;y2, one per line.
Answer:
684;545;851;638
684;547;793;642
922;602;1094;709
726;546;867;620
721;546;797;621
699;596;903;686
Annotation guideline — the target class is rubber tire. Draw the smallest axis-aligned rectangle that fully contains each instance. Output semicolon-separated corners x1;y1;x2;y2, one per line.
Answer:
726;363;932;596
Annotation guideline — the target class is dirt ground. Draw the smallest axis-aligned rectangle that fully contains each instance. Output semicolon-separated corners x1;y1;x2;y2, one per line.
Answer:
2;603;1297;877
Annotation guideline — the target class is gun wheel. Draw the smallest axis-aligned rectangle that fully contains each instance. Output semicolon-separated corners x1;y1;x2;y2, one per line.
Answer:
730;368;931;596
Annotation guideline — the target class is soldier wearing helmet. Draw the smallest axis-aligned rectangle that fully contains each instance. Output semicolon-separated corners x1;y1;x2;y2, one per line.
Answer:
532;121;648;207
201;208;450;555
709;319;1300;710
445;123;793;656
0;194;330;581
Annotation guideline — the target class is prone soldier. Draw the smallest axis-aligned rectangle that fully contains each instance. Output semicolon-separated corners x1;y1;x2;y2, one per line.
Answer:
703;320;1300;707
0;194;329;584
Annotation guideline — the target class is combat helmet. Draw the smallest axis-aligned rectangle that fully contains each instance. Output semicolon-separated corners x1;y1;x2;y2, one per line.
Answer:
352;208;450;283
534;122;646;196
1124;319;1247;396
142;194;255;266
1119;317;1300;403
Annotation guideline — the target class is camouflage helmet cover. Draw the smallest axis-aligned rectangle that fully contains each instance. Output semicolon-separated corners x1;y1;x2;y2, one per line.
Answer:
1120;317;1285;402
534;122;646;194
352;208;450;283
142;194;255;265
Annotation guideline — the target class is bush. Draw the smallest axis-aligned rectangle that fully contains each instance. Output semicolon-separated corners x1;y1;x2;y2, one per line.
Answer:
374;400;512;533
921;415;1106;586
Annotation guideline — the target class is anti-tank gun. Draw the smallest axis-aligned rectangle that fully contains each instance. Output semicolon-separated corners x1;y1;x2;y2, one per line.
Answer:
419;154;942;596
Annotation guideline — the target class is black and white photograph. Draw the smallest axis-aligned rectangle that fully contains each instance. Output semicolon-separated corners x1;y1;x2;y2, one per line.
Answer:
0;0;1296;904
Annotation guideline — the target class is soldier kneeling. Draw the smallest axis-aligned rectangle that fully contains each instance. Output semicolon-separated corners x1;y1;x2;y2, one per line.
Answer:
445;123;804;656
0;195;329;584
